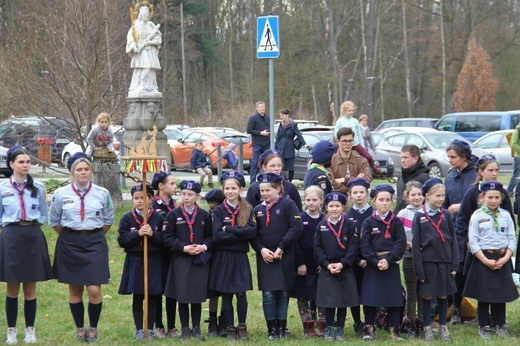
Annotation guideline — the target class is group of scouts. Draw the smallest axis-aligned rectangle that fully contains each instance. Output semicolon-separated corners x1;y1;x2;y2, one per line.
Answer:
0;141;518;344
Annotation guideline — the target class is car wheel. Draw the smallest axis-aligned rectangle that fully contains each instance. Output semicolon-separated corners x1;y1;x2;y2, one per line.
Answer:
428;162;442;178
63;153;71;167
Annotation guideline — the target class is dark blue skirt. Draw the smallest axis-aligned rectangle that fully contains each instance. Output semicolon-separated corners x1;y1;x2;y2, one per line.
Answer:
361;262;404;307
289;269;318;300
0;224;53;283
165;254;209;304
209;251;252;293
417;262;456;297
118;253;163;295
316;267;358;308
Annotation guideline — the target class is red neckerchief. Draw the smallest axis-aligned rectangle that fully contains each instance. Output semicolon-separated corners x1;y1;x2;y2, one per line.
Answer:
223;201;240;226
422;205;445;242
10;176;27;221
132;208;154;228
71;182;92;222
181;204;198;243
373;211;395;239
265;194;282;227
327;216;346;249
154;195;175;212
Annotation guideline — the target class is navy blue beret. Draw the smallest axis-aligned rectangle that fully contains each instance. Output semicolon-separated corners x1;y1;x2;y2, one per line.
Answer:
259;149;282;166
6;145;25;169
481;180;503;193
475;154;497;169
67;152;91;172
179;180;201;194
370;184;395;199
220;171;246;187
151;172;171;190
346;177;370;191
131;183;154;197
311;140;335;163
257;173;284;184
449;139;472;159
421;177;444;196
324;192;347;206
205;188;225;204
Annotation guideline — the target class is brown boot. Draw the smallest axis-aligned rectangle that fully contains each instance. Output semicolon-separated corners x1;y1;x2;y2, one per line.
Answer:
389;326;404;341
317;319;326;336
363;324;376;341
226;326;237;340
303;320;316;337
237;324;248;340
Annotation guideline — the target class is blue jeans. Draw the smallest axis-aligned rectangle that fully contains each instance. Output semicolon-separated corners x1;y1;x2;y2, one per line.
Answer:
250;144;270;181
262;291;288;321
507;157;520;193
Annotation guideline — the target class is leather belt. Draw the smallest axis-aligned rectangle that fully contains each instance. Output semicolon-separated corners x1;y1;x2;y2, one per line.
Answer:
485;248;506;255
10;221;39;226
63;227;102;235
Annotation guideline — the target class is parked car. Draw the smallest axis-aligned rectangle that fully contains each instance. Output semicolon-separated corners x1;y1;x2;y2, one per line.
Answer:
434;111;520;142
376;128;490;177
0;116;76;164
0;146;11;177
292;129;394;181
474;129;514;173
163;125;190;146
374;117;438;132
169;127;252;172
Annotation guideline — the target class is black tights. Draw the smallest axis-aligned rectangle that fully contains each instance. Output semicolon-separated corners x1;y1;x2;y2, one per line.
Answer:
478;302;505;328
221;292;248;326
178;303;201;329
423;297;448;326
132;294;157;330
325;307;346;328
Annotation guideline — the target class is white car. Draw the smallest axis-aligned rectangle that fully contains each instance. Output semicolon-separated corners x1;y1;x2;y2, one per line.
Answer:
474;129;514;173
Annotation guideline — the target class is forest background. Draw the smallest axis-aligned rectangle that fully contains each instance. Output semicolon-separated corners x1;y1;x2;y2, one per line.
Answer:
0;0;517;136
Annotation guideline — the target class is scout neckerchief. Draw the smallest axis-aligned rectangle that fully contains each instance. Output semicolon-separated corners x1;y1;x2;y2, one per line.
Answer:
265;194;282;227
309;163;328;174
326;216;346;249
71;181;92;222
154;195;175;212
422;205;445;242
10;176;27;221
373;211;395;239
223;200;240;226
132;208;154;228
181;204;198;242
481;205;500;233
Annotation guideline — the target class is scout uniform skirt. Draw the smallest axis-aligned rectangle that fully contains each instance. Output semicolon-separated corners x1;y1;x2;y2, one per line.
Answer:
118;252;163;295
361;262;404;307
418;262;456;297
0;224;53;283
165;254;209;304
316;267;358;308
209;251;252;294
53;228;110;285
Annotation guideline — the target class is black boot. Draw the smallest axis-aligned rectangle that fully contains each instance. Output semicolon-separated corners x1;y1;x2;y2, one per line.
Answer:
267;320;279;340
278;319;288;338
207;316;218;336
217;315;227;337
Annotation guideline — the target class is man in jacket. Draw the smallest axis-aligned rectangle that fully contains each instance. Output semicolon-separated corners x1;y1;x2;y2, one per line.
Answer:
247;101;270;180
395;144;430;213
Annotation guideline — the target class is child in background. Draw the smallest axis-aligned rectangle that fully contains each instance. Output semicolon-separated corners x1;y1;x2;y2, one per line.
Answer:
117;184;164;339
150;172;177;338
344;177;371;338
250;173;302;340
463;181;518;339
203;188;226;337
360;184;406;341
162;180;213;340
190;140;214;188
396;181;424;338
209;172;256;340
86;113;114;157
315;192;359;341
291;186;324;337
412;178;458;341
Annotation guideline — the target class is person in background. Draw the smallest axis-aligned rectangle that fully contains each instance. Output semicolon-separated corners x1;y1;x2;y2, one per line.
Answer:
275;109;307;182
358;114;377;153
86;112;114;158
395;144;430;213
150;172;178;338
49;152;114;343
0;146;53;344
506;123;520;194
118;184;164;339
247;101;271;180
334;101;382;175
190;140;214;188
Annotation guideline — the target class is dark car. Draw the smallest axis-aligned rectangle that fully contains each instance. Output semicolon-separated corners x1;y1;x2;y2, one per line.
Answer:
0;116;76;164
0;146;10;177
292;129;395;181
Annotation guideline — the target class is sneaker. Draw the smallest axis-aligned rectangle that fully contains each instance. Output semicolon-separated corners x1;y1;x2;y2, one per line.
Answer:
362;324;376;341
478;326;493;340
180;327;191;341
496;326;510;337
450;307;461;325
167;328;178;337
389;326;403;341
335;327;345;341
154;327;165;339
76;327;87;342
87;327;98;343
324;326;334;341
192;326;205;341
136;329;144;340
23;327;36;344
147;329;155;339
226;326;237;340
237;324;249;340
423;326;434;342
439;325;450;341
6;328;17;345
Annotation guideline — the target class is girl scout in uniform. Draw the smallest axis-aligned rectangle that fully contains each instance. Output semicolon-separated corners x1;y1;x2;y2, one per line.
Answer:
0;146;52;344
49;152;114;343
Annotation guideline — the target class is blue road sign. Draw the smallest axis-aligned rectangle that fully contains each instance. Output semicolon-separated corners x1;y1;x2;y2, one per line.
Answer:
257;16;279;59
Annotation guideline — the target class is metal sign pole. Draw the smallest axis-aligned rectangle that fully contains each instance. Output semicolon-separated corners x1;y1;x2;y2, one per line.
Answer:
269;58;275;149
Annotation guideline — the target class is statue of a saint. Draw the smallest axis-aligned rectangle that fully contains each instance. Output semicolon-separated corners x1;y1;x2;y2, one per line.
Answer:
126;1;162;96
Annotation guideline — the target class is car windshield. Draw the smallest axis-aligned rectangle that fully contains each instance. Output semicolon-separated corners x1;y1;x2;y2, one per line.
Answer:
425;133;477;149
163;128;183;140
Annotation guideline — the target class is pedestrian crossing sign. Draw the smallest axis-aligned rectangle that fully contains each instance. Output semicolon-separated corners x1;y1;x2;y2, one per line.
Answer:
257;16;279;59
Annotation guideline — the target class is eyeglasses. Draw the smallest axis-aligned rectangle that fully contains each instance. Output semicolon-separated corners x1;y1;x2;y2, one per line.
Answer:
339;140;354;144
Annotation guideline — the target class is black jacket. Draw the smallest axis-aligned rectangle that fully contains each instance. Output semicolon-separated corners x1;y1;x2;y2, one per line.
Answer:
247;112;270;147
396;159;430;213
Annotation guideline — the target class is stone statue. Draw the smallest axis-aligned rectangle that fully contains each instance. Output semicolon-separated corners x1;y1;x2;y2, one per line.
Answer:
127;1;162;96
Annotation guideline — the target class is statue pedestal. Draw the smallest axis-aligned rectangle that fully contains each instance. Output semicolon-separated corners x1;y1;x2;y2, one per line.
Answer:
92;155;122;209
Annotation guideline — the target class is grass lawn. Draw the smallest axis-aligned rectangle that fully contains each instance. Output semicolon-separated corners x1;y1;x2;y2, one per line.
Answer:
0;175;518;344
